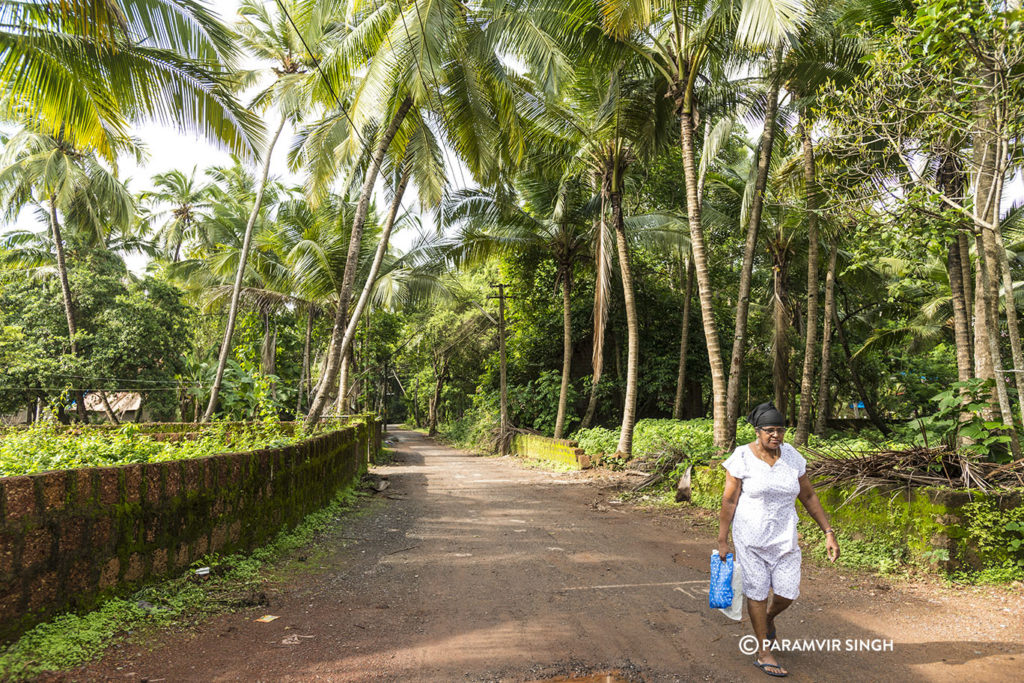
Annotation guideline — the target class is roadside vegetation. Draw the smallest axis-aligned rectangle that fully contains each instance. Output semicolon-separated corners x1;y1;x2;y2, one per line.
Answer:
0;486;364;681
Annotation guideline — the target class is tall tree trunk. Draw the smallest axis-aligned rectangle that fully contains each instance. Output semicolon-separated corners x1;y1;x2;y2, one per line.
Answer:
497;283;510;454
673;254;695;419
261;310;276;376
581;208;610;429
959;231;973;327
948;238;974;382
938;156;974;383
333;170;410;410
610;189;639;456
678;98;729;450
306;97;413;425
814;243;839;434
553;263;573;439
772;252;790;416
296;309;313;416
336;351;349;416
973;94;1018;453
48;198;88;423
992;212;1024;431
794;113;819;445
203;116;286;421
974;231;996;394
725;71;782;443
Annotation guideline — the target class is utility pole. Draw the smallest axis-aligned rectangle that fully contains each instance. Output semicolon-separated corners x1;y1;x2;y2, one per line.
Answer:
489;283;510;455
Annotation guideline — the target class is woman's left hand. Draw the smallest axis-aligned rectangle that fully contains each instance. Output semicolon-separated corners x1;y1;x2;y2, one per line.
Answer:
825;533;840;563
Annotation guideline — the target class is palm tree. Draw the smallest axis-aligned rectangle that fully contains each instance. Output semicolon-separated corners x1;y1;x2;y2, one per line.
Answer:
0;0;262;162
446;162;593;438
594;0;806;449
203;0;339;420
777;6;863;444
551;62;674;455
142;168;212;262
303;0;572;424
0;128;136;419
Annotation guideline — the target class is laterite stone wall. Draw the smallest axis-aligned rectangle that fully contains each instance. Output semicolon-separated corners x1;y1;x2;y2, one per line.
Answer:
510;434;591;469
689;460;1023;572
0;418;382;643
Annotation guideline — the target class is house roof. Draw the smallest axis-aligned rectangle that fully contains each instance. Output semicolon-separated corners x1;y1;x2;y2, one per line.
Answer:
83;392;142;413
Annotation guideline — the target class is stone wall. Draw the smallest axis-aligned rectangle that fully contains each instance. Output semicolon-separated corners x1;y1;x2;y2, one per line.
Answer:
0;419;381;643
690;459;1022;571
510;434;591;469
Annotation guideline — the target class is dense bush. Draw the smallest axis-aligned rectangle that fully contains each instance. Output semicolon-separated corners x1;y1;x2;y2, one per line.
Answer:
0;420;320;476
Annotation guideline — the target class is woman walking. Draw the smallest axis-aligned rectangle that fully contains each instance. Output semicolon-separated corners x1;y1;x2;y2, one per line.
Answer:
718;402;840;677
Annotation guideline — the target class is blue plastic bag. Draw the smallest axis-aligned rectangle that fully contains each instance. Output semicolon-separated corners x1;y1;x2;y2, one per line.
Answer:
709;550;734;609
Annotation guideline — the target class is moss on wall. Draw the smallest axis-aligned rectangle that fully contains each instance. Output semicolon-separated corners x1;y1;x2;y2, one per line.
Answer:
690;461;1023;574
0;418;382;644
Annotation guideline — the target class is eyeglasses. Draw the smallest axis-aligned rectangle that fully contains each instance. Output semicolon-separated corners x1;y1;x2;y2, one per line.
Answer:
759;427;787;435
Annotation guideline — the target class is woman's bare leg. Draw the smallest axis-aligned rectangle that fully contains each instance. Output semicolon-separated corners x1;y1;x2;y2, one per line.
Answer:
766;594;793;638
746;597;787;674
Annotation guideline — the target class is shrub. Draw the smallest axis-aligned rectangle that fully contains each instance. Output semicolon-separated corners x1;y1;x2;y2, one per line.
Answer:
572;426;618;457
571;418;756;462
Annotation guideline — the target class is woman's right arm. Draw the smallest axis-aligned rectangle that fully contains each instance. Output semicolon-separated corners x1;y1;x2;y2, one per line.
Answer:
718;472;741;560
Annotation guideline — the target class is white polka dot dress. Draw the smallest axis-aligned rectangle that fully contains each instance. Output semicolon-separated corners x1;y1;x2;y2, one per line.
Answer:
722;443;806;601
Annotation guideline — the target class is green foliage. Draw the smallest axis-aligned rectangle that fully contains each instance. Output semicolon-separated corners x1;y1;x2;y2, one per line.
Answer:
959;499;1024;575
0;420;310;476
508;370;578;434
920;379;1013;461
572;418;756;462
572;426;619;458
436;394;500;452
0;247;192;419
799;516;910;575
0;486;361;680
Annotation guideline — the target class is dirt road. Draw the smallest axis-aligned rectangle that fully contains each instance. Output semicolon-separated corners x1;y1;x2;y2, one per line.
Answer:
82;429;1023;681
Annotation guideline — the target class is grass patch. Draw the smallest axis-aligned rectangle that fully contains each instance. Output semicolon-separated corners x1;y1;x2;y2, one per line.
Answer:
515;456;579;472
0;485;366;680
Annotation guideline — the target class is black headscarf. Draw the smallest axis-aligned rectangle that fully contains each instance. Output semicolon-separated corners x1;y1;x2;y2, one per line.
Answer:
747;402;785;429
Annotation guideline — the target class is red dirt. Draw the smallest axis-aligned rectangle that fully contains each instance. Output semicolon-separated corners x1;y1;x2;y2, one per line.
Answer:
70;429;1023;681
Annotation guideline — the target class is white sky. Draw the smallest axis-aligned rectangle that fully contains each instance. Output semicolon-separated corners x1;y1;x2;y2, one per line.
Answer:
3;0;1023;271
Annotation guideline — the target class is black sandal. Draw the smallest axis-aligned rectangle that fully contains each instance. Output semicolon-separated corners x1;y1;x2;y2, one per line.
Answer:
754;659;788;677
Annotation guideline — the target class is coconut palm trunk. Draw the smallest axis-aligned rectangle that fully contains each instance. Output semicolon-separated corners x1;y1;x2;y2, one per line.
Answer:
673;254;695;420
937;156;973;383
813;242;839;434
947;239;974;382
794;114;819;445
678;103;729;449
332;169;408;418
47;197;88;422
203;116;286;421
772;252;790;414
610;187;639;456
581;211;609;429
725;72;782;439
553;262;574;439
306;97;413;425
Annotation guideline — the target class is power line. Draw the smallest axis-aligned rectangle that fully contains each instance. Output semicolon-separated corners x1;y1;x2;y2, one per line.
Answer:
398;0;473;194
273;0;368;150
